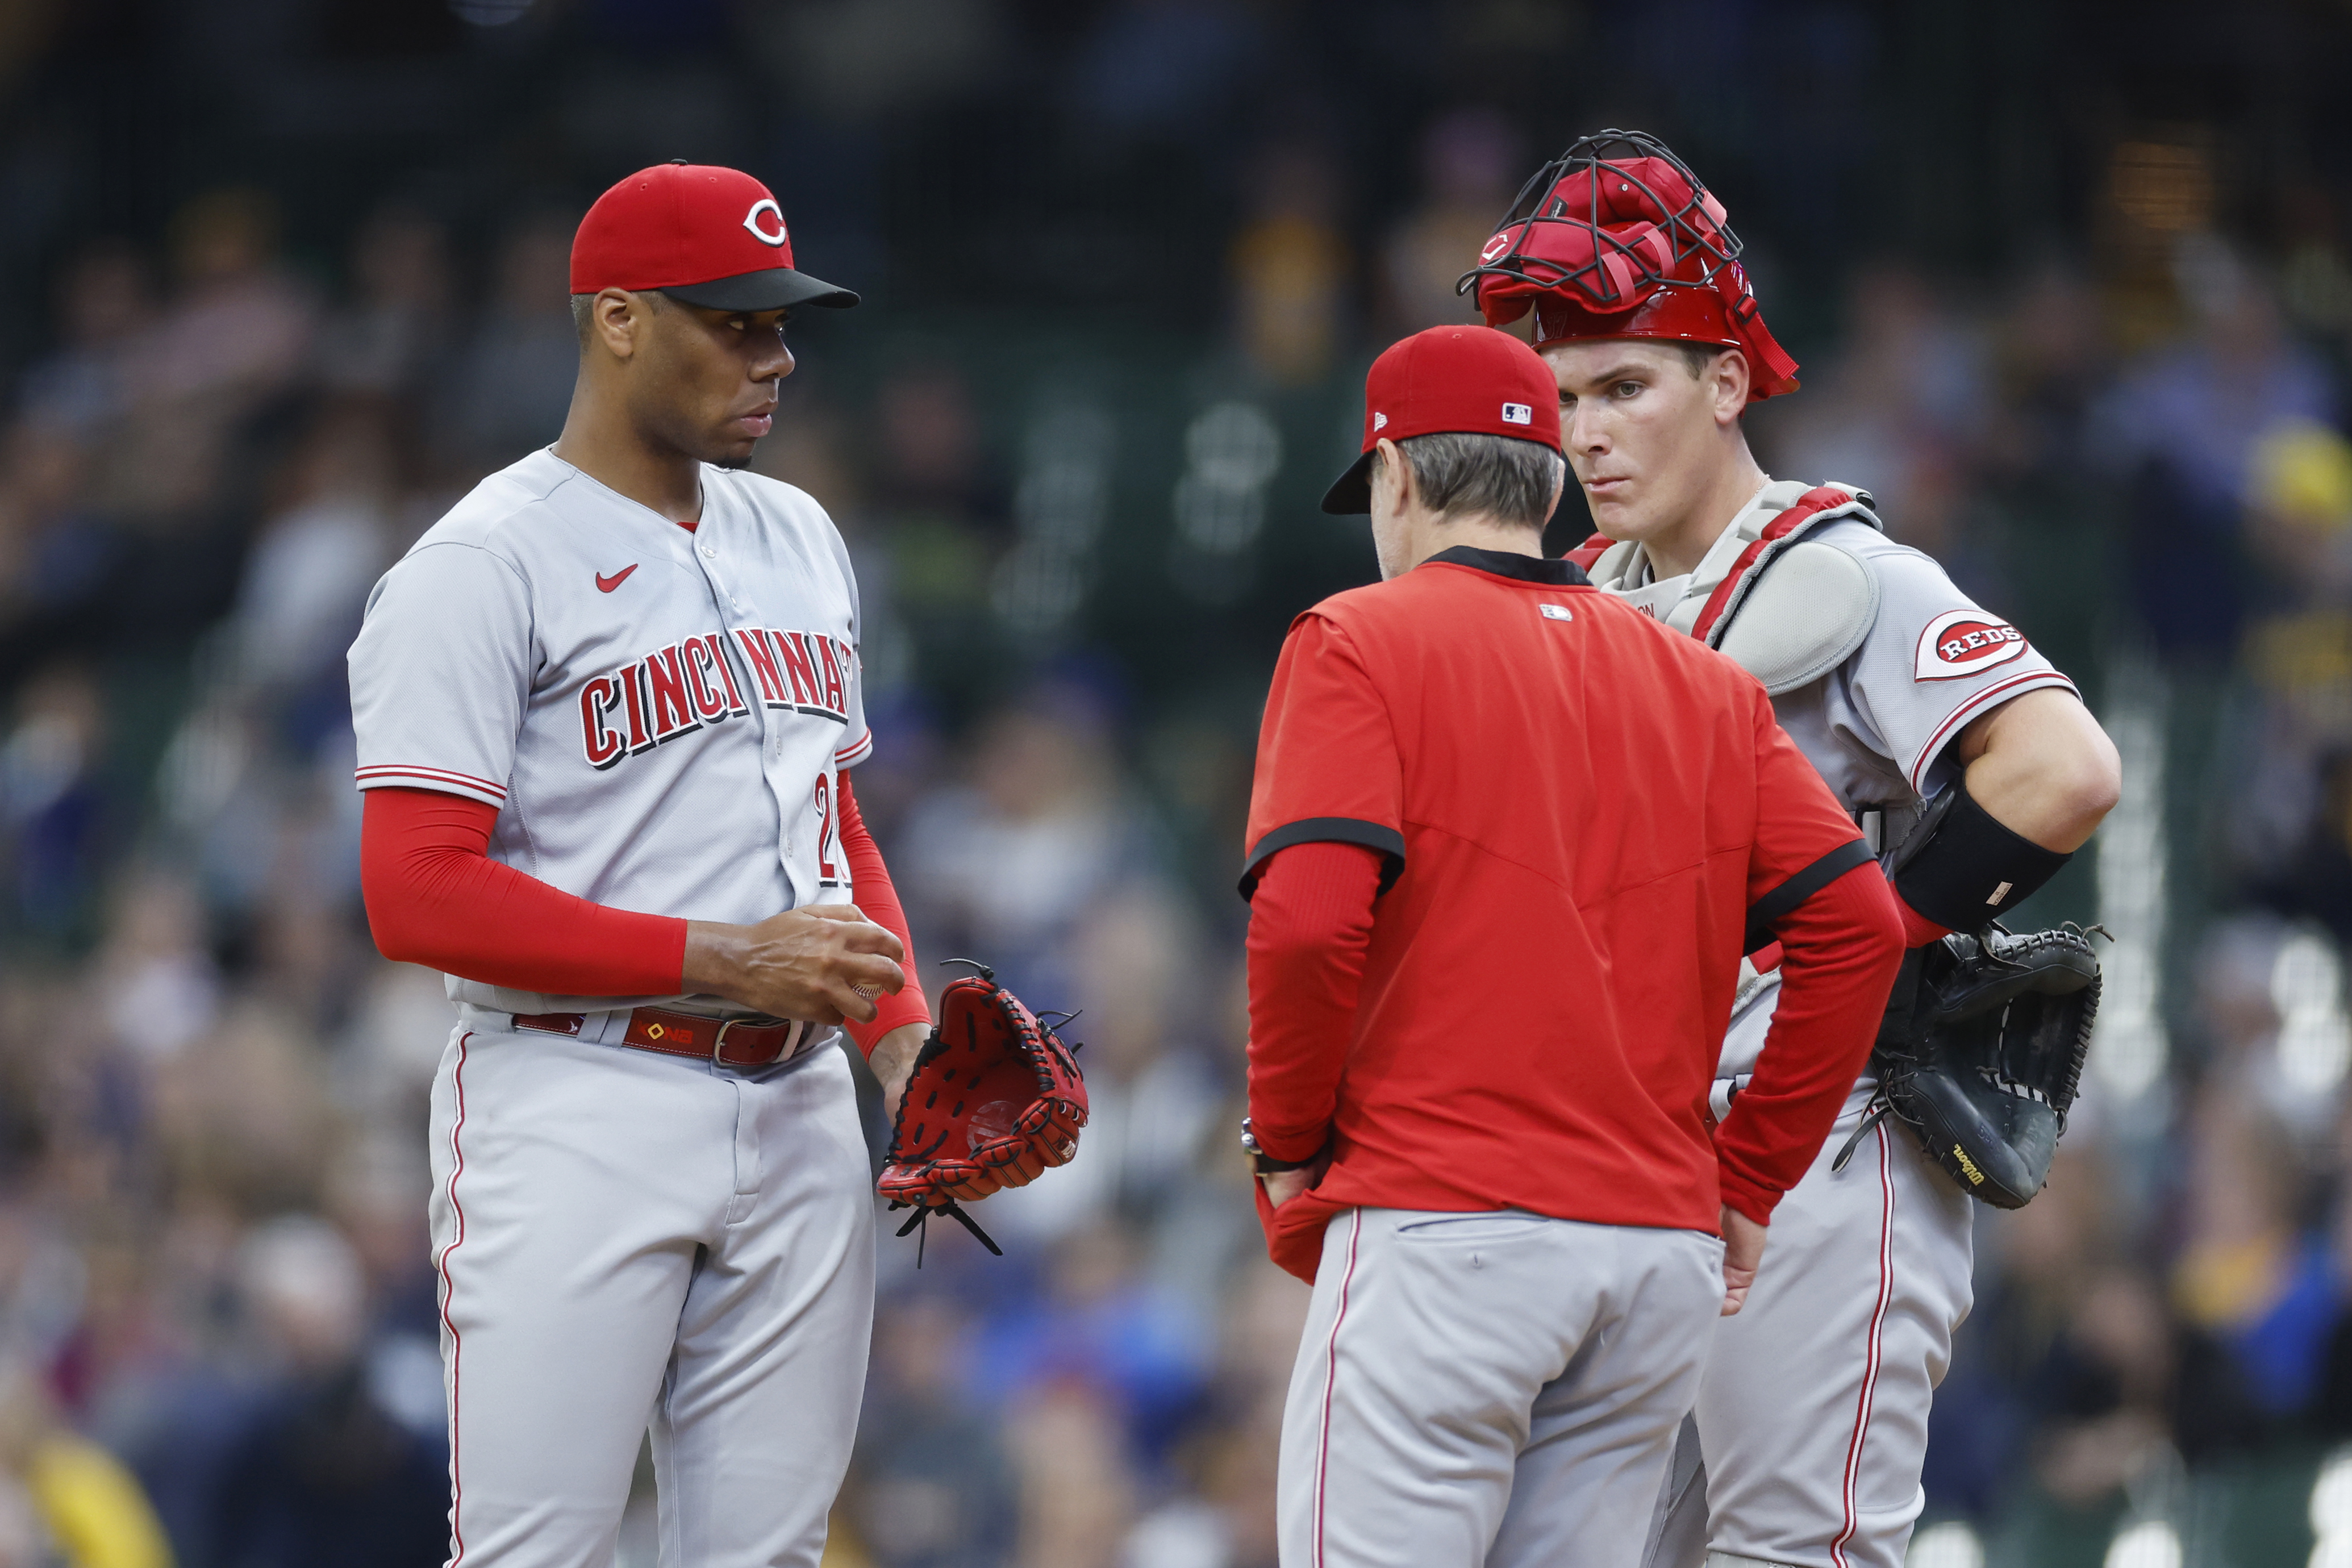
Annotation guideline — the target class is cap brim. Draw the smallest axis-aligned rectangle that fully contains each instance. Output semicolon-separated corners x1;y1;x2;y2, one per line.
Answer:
1321;449;1375;514
661;267;858;311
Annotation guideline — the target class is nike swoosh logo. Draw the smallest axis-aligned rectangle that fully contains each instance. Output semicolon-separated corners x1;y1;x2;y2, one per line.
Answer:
596;564;639;593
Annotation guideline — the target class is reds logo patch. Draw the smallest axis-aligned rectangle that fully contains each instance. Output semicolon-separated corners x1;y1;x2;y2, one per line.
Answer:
1915;608;2028;681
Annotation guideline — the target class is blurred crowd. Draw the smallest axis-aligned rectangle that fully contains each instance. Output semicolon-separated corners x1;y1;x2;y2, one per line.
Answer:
1;5;2351;1566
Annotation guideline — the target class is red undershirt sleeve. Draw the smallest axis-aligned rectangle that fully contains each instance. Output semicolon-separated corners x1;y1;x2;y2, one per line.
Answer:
360;787;687;996
1245;840;1384;1163
836;774;931;1055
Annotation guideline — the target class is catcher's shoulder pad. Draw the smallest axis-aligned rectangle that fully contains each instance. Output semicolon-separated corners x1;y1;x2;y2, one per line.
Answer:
1713;538;1880;695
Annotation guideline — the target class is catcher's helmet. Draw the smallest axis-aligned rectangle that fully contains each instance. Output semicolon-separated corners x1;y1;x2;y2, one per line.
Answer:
1459;130;1799;401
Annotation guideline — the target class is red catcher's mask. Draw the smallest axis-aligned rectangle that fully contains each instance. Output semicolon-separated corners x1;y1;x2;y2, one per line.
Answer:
1461;131;1800;402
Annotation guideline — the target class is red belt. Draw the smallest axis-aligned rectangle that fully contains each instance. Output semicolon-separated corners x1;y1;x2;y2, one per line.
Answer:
512;1006;807;1067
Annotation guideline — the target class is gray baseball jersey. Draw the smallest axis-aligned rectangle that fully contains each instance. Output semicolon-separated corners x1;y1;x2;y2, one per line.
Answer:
1598;478;2079;1568
347;445;881;1568
348;445;870;1018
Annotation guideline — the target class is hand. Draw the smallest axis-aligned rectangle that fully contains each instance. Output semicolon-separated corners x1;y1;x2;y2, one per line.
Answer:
1260;1167;1312;1210
1257;1145;1331;1211
869;1021;930;1125
682;904;905;1025
1720;1205;1767;1316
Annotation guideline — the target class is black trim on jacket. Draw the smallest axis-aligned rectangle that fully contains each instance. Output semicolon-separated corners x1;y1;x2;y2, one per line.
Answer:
1238;818;1406;902
1423;546;1593;586
1744;839;1876;953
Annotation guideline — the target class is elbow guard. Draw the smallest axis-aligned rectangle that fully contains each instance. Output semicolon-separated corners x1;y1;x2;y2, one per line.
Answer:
1887;779;2070;931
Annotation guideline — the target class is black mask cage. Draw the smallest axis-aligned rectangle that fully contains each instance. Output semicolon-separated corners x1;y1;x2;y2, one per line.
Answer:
1455;128;1746;310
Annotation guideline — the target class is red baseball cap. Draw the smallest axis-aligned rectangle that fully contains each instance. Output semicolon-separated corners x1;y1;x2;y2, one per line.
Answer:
570;161;857;312
1321;325;1563;514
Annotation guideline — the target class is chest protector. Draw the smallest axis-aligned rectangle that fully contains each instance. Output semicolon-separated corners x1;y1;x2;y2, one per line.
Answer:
1571;482;1884;695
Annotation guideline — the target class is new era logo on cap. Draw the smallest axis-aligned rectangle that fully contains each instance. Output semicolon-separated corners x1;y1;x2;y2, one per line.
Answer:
1373;412;1388;431
1502;402;1533;425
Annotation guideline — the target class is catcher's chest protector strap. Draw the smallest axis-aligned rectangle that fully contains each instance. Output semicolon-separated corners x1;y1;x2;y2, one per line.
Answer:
1578;483;1883;696
1693;486;1880;694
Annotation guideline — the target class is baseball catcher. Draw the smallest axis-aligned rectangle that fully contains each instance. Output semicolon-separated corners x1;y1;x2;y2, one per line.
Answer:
878;962;1087;1256
1465;130;2122;1568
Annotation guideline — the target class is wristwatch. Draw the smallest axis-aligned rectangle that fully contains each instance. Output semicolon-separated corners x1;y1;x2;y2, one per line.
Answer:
1240;1117;1316;1175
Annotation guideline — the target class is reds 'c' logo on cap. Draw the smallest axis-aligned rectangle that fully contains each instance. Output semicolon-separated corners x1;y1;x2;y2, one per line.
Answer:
1915;608;2027;681
742;198;788;247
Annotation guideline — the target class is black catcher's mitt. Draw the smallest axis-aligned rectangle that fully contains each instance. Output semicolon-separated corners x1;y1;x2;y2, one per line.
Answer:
1844;924;2101;1209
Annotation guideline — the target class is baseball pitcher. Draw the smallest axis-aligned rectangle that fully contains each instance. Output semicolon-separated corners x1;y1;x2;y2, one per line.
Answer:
348;163;936;1568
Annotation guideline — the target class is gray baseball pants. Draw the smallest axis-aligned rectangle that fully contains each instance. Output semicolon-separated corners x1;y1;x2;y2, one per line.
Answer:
1278;1206;1725;1568
427;1016;877;1567
1643;1102;1974;1568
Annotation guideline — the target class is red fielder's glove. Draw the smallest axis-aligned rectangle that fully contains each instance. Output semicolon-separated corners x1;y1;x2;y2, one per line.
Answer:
878;963;1087;1256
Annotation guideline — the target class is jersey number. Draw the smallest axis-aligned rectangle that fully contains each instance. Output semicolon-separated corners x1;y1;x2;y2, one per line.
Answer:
813;774;843;889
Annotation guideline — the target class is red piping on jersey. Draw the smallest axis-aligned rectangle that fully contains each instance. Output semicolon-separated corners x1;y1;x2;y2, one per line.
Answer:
357;764;508;801
1688;486;1856;644
436;1032;474;1567
1313;1208;1364;1568
1830;1120;1896;1568
1904;670;2080;795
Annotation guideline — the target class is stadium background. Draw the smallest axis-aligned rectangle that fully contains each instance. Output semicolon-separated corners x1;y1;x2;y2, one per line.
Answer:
0;1;2348;1564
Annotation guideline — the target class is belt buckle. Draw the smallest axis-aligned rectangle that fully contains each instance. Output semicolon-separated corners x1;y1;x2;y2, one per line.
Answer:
711;1016;795;1070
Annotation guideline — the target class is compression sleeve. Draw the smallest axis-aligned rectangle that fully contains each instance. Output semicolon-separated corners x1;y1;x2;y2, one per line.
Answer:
360;787;687;996
1244;839;1385;1162
837;774;931;1054
1715;862;1904;1224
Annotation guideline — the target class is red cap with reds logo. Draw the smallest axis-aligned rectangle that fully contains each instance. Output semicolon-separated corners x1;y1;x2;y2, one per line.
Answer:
570;161;857;312
1459;130;1796;401
1321;324;1563;514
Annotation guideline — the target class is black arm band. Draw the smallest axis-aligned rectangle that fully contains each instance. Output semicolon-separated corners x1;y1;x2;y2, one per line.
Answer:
1887;778;2070;930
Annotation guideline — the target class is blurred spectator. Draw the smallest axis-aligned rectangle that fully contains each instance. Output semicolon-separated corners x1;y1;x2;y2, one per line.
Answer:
227;406;401;745
1007;1379;1137;1568
1377;108;1519;336
2093;236;2338;660
0;664;109;945
848;1296;1019;1568
15;242;152;436
901;689;1164;1012
1228;144;1350;387
97;871;222;1065
0;420;111;639
145;189;317;416
203;1217;446;1568
437;212;580;470
2171;1090;2336;1420
0;1357;173;1568
314;203;456;403
1770;261;1990;570
968;1223;1211;1470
